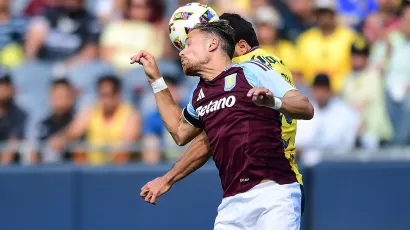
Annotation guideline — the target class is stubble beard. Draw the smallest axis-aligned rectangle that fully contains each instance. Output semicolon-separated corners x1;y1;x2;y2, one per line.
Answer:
182;61;200;76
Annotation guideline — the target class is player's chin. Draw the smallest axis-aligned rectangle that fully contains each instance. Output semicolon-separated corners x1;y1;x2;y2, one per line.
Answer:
182;65;197;76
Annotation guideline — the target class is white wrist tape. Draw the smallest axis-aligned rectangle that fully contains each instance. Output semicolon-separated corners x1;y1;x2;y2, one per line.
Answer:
272;97;282;110
151;77;168;93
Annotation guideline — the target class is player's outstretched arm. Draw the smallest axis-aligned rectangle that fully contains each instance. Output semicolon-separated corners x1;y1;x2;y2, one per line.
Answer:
130;51;202;146
140;132;212;205
248;87;314;120
244;63;314;120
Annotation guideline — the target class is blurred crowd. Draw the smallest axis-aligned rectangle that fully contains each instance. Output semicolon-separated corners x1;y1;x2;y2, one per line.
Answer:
0;0;410;166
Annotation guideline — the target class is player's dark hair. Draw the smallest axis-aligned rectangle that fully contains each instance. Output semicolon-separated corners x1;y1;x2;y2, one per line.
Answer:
51;78;73;89
219;13;259;48
192;20;236;59
97;75;122;93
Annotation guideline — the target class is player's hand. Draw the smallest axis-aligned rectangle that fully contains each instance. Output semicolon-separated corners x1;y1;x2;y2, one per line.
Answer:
130;51;162;84
140;176;172;205
247;86;275;107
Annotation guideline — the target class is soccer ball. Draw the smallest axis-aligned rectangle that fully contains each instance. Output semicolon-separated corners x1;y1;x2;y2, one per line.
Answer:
169;2;219;51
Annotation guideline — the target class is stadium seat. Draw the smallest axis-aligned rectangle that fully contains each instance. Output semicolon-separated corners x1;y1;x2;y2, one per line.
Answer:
11;60;53;140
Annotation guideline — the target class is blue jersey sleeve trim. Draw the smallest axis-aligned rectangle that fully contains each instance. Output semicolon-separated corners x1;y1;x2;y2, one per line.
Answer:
185;82;200;119
182;82;202;128
183;108;203;128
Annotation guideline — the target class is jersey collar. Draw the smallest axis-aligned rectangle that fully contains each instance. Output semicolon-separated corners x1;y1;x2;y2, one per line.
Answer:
246;46;260;54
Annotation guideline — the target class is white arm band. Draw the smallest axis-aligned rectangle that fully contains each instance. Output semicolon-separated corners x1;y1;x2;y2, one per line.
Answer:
272;97;282;110
151;77;168;93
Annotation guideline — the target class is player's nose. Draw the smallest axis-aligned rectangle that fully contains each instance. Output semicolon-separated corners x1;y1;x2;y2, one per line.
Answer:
179;49;185;57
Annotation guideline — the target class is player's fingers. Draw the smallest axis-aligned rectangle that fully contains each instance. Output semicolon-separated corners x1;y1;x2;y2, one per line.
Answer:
262;88;269;94
258;95;264;100
138;56;150;66
139;50;156;64
141;50;153;60
140;188;149;197
150;192;158;204
145;191;153;202
130;53;142;64
253;87;265;96
252;95;258;102
266;91;273;97
247;88;256;97
251;88;259;96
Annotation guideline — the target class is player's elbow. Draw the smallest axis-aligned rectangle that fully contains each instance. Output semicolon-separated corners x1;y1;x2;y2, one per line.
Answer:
293;96;314;120
173;135;190;146
175;139;188;146
304;98;314;120
306;104;314;120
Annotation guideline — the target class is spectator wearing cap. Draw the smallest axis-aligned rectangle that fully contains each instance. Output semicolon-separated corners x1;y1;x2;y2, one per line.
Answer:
0;0;27;69
50;75;142;165
253;6;300;73
296;0;357;93
370;3;410;144
0;72;27;165
296;73;360;166
25;0;101;75
34;78;76;163
343;38;392;149
142;75;185;164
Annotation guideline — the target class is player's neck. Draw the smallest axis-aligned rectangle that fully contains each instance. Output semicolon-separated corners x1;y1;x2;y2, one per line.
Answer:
199;58;232;81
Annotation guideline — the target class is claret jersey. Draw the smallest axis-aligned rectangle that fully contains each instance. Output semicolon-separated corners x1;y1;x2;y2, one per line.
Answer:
183;61;298;198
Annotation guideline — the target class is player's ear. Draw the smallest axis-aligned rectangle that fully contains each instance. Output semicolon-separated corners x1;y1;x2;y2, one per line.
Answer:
237;40;249;55
208;38;219;52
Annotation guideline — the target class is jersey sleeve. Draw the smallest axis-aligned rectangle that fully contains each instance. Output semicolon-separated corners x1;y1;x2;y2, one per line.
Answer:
182;85;203;128
241;61;296;97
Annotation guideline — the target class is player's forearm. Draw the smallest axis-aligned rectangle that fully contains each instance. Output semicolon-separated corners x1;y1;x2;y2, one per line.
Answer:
162;132;212;185
280;95;314;120
154;89;190;145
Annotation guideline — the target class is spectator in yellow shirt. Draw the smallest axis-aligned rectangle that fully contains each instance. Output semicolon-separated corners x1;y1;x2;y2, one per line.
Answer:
50;75;142;165
296;1;357;93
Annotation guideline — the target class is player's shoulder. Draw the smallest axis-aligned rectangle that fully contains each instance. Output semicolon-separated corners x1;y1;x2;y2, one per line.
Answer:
236;60;284;80
237;60;272;72
252;48;272;57
236;61;282;87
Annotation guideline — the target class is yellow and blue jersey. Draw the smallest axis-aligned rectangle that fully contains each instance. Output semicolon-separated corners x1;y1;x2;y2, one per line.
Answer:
232;47;303;185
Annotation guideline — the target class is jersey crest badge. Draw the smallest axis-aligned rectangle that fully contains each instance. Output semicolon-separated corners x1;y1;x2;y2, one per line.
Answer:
224;73;237;91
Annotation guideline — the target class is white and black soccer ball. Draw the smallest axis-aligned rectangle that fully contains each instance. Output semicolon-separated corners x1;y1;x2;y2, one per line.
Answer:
168;2;219;51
